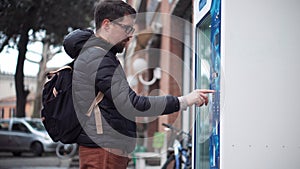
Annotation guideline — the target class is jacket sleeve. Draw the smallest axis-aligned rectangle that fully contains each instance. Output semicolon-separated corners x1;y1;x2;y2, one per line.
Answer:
95;55;180;117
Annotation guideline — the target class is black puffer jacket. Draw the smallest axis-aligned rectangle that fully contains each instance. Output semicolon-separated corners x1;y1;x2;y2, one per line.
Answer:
64;30;180;153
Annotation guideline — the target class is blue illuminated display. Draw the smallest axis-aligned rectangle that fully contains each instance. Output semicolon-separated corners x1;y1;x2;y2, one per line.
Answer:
199;0;207;11
195;0;221;168
209;0;221;168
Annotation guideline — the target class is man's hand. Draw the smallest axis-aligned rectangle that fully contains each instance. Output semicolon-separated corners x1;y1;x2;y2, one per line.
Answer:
178;89;215;110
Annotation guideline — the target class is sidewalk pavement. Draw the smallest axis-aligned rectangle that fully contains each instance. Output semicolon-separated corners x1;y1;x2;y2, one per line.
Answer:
67;154;161;169
68;155;79;169
0;154;72;169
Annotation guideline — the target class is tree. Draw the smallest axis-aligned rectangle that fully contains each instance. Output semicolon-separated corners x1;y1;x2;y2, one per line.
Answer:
0;0;96;117
29;35;62;118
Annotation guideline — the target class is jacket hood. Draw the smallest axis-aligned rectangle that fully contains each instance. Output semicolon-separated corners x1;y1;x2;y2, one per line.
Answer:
63;29;94;59
63;29;118;59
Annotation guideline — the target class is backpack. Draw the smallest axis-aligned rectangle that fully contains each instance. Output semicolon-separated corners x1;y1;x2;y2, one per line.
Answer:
41;62;104;144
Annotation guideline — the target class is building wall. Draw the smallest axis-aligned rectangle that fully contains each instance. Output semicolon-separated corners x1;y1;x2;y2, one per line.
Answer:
0;73;36;99
0;73;17;100
126;0;193;152
0;73;37;118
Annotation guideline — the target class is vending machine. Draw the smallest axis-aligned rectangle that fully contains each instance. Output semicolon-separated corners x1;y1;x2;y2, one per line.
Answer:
193;0;300;169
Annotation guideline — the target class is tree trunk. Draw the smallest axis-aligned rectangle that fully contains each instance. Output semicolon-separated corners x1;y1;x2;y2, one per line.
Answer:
15;29;30;117
32;41;49;118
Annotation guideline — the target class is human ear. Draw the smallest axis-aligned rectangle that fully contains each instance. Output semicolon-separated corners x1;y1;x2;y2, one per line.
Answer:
102;19;110;31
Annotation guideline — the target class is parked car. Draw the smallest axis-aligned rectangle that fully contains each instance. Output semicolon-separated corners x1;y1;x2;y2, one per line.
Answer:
0;118;58;156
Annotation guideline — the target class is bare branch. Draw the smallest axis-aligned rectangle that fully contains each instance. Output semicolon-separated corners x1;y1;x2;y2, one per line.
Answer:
0;35;11;53
53;48;62;55
27;49;41;56
25;57;40;64
47;47;62;61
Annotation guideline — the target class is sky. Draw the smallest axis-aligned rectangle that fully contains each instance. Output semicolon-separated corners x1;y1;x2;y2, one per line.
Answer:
0;42;73;76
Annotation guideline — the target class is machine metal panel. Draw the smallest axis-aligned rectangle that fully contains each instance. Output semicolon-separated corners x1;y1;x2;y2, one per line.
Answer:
194;0;300;168
221;0;300;168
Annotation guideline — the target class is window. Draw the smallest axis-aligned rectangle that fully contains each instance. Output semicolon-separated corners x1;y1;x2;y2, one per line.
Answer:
0;121;9;131
1;108;4;118
26;120;46;131
12;122;30;133
9;108;15;118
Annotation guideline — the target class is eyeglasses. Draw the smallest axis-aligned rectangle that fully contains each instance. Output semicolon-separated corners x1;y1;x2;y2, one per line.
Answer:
112;22;135;34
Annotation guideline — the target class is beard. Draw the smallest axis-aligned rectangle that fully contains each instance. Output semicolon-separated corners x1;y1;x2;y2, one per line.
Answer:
112;37;130;53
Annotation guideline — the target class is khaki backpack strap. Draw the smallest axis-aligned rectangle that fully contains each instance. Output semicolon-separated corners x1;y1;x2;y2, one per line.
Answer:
48;66;73;97
86;92;104;116
47;66;72;78
94;106;103;134
86;92;104;134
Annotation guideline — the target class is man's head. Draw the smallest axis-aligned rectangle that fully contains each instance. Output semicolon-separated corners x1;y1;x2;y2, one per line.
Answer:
94;0;136;52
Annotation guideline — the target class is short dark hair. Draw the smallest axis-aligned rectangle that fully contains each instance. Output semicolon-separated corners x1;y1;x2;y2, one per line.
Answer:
94;0;136;30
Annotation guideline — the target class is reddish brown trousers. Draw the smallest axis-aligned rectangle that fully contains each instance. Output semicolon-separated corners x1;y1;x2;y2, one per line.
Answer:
79;146;130;169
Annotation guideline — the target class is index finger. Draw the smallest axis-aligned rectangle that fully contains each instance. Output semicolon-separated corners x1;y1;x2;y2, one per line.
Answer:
199;89;215;93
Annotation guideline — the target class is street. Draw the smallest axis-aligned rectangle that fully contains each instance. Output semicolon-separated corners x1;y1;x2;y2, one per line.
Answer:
0;152;72;169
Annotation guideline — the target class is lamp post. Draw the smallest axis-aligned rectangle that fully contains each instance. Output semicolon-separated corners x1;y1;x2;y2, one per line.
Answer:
132;58;161;86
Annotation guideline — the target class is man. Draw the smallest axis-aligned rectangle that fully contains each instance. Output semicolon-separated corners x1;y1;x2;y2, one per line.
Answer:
63;1;214;169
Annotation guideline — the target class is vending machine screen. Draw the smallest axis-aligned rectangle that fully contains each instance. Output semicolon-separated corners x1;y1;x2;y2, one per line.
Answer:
195;0;221;168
